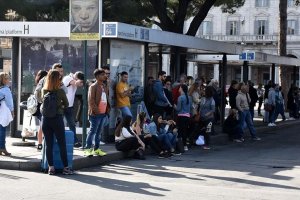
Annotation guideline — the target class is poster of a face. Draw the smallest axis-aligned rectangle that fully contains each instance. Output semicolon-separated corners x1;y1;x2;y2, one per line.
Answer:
70;0;101;40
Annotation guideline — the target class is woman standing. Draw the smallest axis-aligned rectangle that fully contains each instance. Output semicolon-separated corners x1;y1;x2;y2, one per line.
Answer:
0;73;14;156
34;70;48;151
41;70;73;175
174;84;192;151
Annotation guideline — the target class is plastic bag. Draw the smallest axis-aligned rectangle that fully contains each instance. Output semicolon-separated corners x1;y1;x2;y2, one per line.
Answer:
196;135;205;146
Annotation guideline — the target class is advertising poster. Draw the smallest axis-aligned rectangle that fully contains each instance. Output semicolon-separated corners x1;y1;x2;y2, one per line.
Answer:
70;0;101;40
109;40;145;126
21;38;98;95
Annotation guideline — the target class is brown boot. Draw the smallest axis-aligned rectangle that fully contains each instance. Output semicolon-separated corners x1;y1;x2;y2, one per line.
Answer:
0;149;11;156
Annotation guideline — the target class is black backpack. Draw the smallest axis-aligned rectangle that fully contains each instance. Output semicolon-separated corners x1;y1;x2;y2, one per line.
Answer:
41;91;57;118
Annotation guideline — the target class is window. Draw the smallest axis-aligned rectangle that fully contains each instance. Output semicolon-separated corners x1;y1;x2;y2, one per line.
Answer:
256;20;267;35
288;0;294;7
200;21;212;35
226;21;240;35
255;0;269;7
287;20;296;35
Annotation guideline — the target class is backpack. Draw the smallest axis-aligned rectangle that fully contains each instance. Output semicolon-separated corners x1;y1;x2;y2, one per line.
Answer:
27;94;38;115
40;92;57;118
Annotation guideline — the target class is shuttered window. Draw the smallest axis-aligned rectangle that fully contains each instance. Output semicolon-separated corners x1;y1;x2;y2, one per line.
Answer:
287;20;298;35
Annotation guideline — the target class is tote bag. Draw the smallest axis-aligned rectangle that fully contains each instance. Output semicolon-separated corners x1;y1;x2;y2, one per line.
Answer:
0;101;13;127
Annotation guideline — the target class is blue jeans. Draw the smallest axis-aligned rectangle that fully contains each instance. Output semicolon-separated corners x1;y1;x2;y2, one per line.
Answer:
119;106;132;118
239;110;257;138
86;114;107;150
157;133;176;150
0;124;7;149
64;107;78;143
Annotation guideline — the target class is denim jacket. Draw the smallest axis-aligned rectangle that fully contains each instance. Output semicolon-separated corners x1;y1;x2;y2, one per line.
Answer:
153;80;169;107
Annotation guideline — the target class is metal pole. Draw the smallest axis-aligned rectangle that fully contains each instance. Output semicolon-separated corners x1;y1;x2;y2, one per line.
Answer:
243;61;249;83
11;37;19;137
82;40;88;147
220;54;227;126
271;63;275;83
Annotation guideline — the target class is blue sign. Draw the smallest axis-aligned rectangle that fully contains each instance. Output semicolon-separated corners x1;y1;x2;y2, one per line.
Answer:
104;24;117;36
239;52;255;61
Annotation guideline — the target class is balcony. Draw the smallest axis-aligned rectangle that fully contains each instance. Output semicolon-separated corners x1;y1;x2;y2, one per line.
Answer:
199;34;300;44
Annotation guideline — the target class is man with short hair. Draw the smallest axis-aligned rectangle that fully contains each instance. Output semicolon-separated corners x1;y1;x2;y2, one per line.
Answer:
84;69;108;157
153;71;172;116
116;71;132;118
63;71;84;148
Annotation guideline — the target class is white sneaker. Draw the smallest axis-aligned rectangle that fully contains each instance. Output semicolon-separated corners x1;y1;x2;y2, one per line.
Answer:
289;117;296;120
184;146;188;151
99;141;106;145
272;123;277;126
268;123;274;127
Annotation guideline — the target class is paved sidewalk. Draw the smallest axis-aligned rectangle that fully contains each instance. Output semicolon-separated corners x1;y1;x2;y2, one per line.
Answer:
0;116;298;172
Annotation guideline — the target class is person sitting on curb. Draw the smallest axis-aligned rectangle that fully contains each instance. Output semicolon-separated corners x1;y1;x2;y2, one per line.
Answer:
223;108;244;142
133;112;171;158
147;113;179;155
115;115;146;160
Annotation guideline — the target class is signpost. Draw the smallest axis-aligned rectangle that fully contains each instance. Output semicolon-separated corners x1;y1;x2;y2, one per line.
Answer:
69;0;102;147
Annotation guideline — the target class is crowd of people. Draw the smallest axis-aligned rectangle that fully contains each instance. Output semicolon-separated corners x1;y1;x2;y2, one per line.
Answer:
1;63;300;173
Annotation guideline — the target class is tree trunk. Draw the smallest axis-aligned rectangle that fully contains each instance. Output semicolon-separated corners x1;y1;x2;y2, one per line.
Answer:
278;0;288;109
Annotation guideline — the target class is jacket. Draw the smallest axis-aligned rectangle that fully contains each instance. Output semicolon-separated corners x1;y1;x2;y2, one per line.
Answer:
175;95;192;116
153;80;169;107
236;91;251;111
88;81;110;116
268;88;276;106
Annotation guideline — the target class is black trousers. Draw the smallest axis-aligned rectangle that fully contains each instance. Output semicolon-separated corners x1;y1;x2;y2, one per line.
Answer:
115;137;140;152
177;116;190;146
42;115;68;167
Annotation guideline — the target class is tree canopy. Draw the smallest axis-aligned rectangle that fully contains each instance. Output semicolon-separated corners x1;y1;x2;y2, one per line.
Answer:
0;0;245;35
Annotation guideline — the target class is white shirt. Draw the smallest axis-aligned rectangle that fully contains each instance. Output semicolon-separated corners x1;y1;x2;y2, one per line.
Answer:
115;127;134;141
63;74;77;107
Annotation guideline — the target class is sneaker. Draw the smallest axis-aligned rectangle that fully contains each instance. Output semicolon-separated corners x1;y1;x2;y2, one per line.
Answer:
93;149;107;156
233;139;243;143
272;123;277;126
158;152;170;159
84;148;93;157
184;146;188;151
171;151;182;156
252;137;261;141
268;123;275;127
48;167;55;175
99;141;106;145
62;167;74;175
289;117;296;120
74;142;82;148
202;146;211;150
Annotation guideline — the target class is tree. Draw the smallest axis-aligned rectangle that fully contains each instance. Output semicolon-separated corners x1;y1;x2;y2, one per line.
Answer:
278;0;288;108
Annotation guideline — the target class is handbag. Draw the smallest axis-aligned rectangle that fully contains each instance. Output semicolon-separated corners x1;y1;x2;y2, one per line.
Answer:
0;101;13;127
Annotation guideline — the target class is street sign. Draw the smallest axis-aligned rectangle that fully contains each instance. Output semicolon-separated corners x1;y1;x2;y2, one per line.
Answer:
239;52;255;61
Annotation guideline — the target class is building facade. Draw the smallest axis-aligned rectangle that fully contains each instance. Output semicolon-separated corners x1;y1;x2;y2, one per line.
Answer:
191;0;300;86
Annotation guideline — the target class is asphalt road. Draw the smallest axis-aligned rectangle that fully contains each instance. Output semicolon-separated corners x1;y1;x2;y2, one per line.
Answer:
1;123;300;200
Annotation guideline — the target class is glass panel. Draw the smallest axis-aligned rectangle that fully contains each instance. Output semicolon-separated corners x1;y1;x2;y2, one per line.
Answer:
230;21;237;35
202;21;211;35
258;20;266;35
256;0;268;7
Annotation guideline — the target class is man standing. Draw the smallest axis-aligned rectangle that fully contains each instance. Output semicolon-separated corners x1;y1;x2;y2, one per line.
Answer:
63;71;84;148
153;71;172;116
247;80;258;119
116;71;133;118
236;84;261;141
84;69;108;157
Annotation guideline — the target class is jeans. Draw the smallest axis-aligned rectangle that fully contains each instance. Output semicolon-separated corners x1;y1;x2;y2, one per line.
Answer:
157;133;176;150
42;115;68;167
274;103;286;121
64;107;78;143
239;110;257;138
86;114;107;150
119;106;132;118
0;124;7;149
